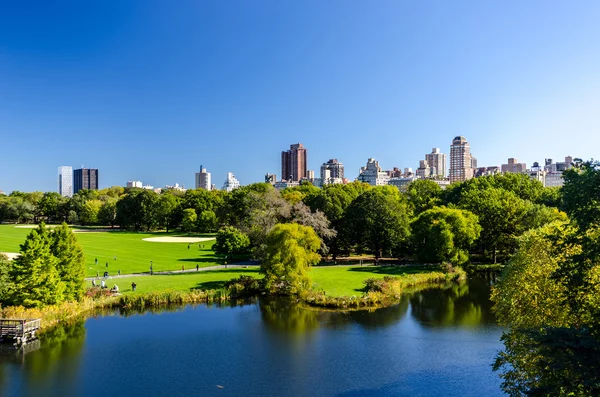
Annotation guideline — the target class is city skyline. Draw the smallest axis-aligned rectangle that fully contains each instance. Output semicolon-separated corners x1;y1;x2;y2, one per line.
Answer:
1;1;600;192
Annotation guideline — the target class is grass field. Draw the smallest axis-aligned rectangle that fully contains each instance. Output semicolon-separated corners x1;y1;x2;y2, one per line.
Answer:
0;225;221;277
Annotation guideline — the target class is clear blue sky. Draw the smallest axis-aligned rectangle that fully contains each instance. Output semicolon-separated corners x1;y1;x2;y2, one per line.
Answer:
1;0;599;192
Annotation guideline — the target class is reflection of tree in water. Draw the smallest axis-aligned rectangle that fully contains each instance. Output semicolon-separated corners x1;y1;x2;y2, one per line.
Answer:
23;319;86;383
259;298;319;334
320;295;410;330
410;277;497;327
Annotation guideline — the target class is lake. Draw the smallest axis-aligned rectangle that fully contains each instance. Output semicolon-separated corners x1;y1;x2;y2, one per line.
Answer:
0;278;504;396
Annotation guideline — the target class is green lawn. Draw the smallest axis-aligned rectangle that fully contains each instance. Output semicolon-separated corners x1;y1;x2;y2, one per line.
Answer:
0;225;221;277
311;264;439;296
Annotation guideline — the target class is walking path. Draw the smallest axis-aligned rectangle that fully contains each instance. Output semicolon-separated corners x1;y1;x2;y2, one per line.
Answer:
84;262;259;280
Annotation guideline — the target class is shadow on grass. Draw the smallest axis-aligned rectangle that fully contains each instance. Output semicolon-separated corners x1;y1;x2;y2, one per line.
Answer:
177;257;223;263
191;280;227;290
154;268;261;277
347;265;439;276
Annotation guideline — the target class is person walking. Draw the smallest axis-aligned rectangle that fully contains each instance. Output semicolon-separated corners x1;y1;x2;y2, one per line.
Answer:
95;258;98;265
196;264;199;271
106;261;108;268
118;269;121;276
92;280;96;287
131;282;137;291
181;265;185;272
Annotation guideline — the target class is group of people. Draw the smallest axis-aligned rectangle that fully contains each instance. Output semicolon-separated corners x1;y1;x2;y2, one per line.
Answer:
91;279;136;293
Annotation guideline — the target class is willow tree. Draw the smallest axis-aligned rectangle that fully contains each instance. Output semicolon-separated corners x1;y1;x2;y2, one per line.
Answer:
261;223;321;295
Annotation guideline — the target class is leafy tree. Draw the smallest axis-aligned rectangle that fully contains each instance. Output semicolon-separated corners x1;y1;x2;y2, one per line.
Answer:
181;208;197;232
411;207;481;265
443;173;544;205
50;223;86;301
340;189;411;258
212;226;250;258
0;254;10;304
290;202;336;254
458;187;530;262
538;186;562;208
79;199;102;225
261;223;321;295
116;189;160;231
561;160;600;229
197;210;218;233
38;192;63;223
8;224;65;307
98;199;118;227
157;191;180;232
406;179;442;215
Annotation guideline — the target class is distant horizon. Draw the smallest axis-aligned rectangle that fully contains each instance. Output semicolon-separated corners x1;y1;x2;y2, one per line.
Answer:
1;1;598;192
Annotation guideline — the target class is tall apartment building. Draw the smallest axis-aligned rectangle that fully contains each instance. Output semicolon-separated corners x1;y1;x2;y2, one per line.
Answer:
449;136;475;183
320;159;345;184
281;143;307;182
425;148;447;177
73;168;98;194
195;166;212;190
127;181;143;188
357;158;390;186
501;158;527;173
58;166;73;197
222;172;241;192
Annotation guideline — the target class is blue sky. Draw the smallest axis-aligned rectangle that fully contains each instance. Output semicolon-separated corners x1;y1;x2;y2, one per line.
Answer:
1;1;599;192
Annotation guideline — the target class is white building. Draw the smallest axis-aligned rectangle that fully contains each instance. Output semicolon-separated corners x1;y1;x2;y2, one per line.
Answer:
164;183;186;192
388;176;418;192
195;166;212;190
127;181;143;188
425;148;447;178
58;166;73;197
222;172;241;192
274;180;300;190
357;158;390;186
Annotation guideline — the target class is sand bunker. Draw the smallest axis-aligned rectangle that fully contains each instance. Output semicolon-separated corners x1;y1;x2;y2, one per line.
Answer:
142;237;215;243
0;252;20;260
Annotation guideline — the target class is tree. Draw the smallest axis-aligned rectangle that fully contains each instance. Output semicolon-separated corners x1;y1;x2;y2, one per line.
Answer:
157;191;180;232
0;254;10;304
197;210;218;233
116;189;161;231
181;208;197;232
38;192;63;223
411;207;481;265
406;179;442;215
79;199;102;225
8;224;65;307
98;199;118;227
340;189;411;258
260;223;321;295
50;223;86;301
561;160;600;229
458;187;530;262
212;226;250;258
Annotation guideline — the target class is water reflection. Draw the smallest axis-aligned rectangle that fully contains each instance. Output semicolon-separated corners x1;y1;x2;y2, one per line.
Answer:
410;277;497;327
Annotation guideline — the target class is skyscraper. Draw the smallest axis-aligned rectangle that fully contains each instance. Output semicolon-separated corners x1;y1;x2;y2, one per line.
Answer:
425;148;447;178
73;168;99;194
449;136;475;183
222;172;241;192
281;143;307;182
195;166;212;190
58;166;73;197
320;159;345;183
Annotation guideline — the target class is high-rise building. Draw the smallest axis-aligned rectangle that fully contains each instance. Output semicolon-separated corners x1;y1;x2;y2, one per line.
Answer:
222;172;241;192
127;181;143;188
320;159;345;184
281;143;307;182
73;168;98;194
357;158;390;186
501;158;527;173
425;148;447;178
58;166;73;197
449;136;475;183
265;173;277;184
195;166;212;190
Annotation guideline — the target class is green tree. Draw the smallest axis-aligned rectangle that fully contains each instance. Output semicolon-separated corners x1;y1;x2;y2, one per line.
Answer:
8;224;65;307
157;191;180;232
50;223;86;301
79;199;102;225
0;254;10;304
340;189;411;258
116;189;160;231
561;160;600;229
261;223;321;295
212;226;250;258
181;208;197;232
411;207;481;265
38;192;63;223
197;210;218;233
98;199;118;227
406;179;442;215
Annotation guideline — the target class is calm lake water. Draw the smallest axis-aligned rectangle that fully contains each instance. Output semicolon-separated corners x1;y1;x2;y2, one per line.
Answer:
0;278;504;397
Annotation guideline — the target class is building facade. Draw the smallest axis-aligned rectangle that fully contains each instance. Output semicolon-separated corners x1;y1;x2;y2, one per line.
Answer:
357;158;390;186
320;159;345;185
449;136;475;183
281;143;308;181
73;168;98;194
501;158;526;173
195;166;212;190
222;172;241;192
58;166;73;197
425;148;447;178
265;173;277;184
127;181;143;188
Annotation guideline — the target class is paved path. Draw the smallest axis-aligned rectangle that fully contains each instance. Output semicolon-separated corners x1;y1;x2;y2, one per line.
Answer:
84;262;260;280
